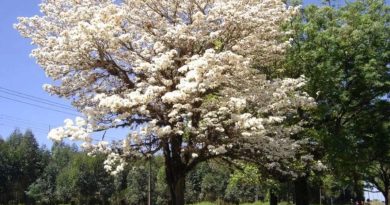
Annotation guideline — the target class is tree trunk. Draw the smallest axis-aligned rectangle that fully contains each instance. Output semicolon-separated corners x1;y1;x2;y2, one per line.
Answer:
164;139;186;205
385;180;389;205
174;176;185;205
165;165;185;205
270;189;278;205
295;176;309;205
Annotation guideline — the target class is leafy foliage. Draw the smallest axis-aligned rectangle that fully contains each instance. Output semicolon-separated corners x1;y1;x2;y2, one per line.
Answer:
281;0;390;202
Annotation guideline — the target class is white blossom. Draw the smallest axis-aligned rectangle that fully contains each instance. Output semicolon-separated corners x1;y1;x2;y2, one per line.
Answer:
16;0;316;176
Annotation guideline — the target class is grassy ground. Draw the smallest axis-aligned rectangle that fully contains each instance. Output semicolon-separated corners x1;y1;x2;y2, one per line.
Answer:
189;201;291;205
56;200;387;205
190;202;385;205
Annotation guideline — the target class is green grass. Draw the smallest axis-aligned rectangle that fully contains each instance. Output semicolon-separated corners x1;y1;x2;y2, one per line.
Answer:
241;202;268;205
189;202;216;205
189;201;289;205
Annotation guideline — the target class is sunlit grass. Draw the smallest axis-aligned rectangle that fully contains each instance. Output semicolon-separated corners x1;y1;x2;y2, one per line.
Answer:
189;201;281;205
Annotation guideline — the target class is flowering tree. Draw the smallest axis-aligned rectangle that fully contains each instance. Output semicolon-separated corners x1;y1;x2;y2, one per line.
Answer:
16;0;315;204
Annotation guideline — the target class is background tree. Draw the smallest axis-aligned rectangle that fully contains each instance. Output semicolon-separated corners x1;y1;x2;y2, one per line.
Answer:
27;143;78;205
56;153;115;205
225;164;265;204
280;0;390;203
359;102;390;205
124;158;161;205
0;129;48;204
0;135;11;204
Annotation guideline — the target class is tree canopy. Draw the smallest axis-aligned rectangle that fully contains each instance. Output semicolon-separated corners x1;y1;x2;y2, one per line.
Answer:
16;1;317;204
281;0;390;203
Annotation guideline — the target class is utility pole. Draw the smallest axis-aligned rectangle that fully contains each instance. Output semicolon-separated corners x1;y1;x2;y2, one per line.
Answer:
148;134;152;205
148;155;151;205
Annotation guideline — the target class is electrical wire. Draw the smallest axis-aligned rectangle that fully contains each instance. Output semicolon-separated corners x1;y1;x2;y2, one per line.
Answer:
0;87;127;142
0;95;79;116
0;117;49;130
0;88;75;111
0;123;48;135
0;86;73;109
0;120;48;132
0;114;51;128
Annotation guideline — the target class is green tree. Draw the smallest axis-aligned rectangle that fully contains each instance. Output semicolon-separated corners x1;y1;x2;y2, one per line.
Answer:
156;165;171;205
5;129;48;204
56;153;115;205
200;166;230;202
124;158;161;205
281;0;390;203
225;164;265;204
27;143;77;205
186;162;211;203
358;102;390;205
0;136;11;203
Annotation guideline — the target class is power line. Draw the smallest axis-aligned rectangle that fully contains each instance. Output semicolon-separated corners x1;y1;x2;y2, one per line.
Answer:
0;117;49;130
0;95;79;116
0;87;74;110
0;122;48;133
0;114;51;128
0;86;72;108
0;120;48;131
0;123;48;135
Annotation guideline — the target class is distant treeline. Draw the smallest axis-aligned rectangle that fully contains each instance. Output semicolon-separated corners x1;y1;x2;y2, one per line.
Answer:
0;129;358;205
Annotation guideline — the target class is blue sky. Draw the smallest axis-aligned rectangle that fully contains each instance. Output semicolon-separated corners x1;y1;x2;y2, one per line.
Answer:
0;0;69;147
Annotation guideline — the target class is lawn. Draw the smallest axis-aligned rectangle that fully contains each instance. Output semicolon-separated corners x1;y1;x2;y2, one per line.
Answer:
189;201;290;205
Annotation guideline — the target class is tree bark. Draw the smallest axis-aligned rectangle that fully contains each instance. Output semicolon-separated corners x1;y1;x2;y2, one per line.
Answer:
294;176;309;205
165;164;186;205
370;163;389;205
384;190;388;205
174;176;185;205
270;189;278;205
163;139;186;205
383;168;389;205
